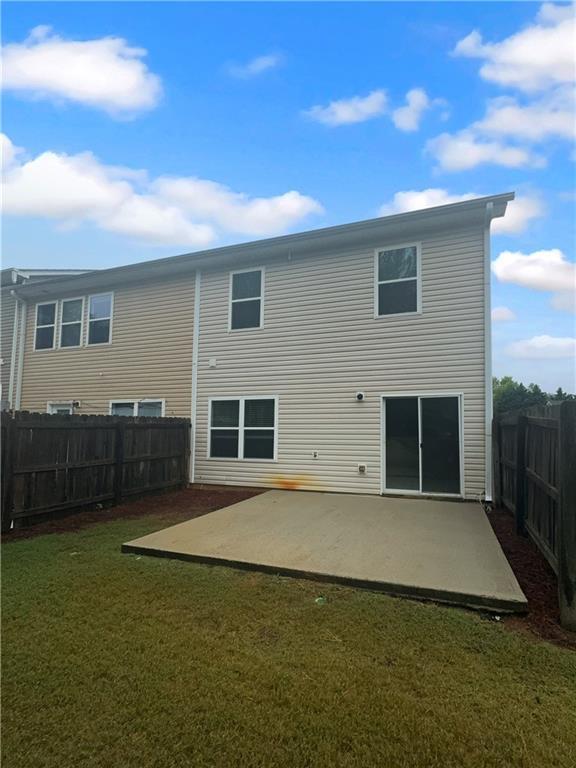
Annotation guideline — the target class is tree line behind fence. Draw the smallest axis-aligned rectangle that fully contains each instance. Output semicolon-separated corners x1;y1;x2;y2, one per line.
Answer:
492;400;576;631
1;412;191;531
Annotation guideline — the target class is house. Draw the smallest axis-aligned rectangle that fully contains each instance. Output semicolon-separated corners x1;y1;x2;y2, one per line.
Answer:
1;268;92;410
6;193;514;500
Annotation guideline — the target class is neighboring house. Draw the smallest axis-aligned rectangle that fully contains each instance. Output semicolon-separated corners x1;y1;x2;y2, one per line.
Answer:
7;193;514;500
1;268;92;410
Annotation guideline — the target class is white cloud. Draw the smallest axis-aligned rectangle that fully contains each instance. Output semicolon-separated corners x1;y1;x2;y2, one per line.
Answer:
392;88;432;132
391;89;448;132
491;195;544;235
0;133;22;170
153;178;323;237
2;26;161;116
426;130;544;171
428;5;575;172
379;188;476;216
304;90;387;126
507;335;576;359
1;133;323;247
475;89;575;142
492;248;576;314
228;54;282;78
453;3;575;92
492;306;516;321
378;187;543;235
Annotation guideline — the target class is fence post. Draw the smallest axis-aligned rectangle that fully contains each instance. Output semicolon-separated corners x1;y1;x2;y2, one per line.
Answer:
114;420;125;505
492;417;502;507
558;401;576;631
1;415;15;533
515;414;527;535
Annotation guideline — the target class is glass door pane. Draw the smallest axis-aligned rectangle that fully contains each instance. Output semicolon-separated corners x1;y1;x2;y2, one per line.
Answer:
421;397;460;494
385;397;419;491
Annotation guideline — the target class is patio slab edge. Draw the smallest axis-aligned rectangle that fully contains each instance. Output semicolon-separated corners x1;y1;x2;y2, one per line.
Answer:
121;542;528;615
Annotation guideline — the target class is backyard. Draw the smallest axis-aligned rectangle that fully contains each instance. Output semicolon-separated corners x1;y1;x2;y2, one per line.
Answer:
2;489;576;768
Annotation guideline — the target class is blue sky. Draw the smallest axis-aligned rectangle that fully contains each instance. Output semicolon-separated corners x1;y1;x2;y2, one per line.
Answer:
2;1;575;391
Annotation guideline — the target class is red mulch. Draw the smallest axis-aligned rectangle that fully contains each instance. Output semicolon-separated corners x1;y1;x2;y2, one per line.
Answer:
488;508;575;650
1;486;263;543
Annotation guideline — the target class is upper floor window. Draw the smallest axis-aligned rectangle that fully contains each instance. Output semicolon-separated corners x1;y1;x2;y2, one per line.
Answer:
59;298;84;348
376;245;420;317
230;269;263;330
88;293;113;345
35;302;56;350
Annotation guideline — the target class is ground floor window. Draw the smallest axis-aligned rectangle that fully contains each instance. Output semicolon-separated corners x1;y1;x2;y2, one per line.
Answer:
209;396;277;460
47;402;74;415
110;400;165;417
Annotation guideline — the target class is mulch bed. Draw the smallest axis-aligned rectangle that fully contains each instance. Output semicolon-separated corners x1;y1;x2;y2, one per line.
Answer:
1;486;263;543
488;508;575;650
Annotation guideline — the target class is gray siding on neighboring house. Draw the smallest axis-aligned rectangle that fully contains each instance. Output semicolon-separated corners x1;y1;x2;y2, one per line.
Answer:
19;274;196;416
1;290;17;407
194;224;487;497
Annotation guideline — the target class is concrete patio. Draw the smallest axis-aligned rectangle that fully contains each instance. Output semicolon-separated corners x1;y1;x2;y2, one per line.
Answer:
122;490;527;613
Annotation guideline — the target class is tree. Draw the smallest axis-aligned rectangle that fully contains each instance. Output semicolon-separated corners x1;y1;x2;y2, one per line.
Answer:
493;376;547;414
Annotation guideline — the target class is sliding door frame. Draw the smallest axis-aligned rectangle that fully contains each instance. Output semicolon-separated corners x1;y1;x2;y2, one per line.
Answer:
380;392;465;498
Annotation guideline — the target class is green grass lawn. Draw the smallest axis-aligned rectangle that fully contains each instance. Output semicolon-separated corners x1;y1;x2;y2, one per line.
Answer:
2;508;576;768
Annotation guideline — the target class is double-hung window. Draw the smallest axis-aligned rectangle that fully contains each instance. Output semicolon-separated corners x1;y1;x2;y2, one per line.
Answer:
59;298;84;348
110;400;165;417
88;293;113;345
35;302;57;350
230;269;263;330
376;245;420;316
209;397;277;460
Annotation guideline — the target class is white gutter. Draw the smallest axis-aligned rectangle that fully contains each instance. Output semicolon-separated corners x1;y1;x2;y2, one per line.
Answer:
14;298;28;410
484;202;494;502
189;270;201;483
8;292;20;407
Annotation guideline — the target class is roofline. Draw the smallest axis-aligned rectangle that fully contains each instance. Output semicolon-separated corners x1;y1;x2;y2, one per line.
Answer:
14;192;514;299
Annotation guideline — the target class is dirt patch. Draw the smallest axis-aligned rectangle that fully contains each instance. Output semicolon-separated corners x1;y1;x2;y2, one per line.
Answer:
2;486;263;542
488;508;575;650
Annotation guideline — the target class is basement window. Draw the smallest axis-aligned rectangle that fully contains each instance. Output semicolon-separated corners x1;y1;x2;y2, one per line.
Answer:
230;269;263;330
35;302;57;350
209;397;277;460
88;293;113;345
376;245;420;316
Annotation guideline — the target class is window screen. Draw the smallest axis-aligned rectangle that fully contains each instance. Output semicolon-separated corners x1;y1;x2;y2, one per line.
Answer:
230;270;263;330
377;246;419;316
210;397;276;459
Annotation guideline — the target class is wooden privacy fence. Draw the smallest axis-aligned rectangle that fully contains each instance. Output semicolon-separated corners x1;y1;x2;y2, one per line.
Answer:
493;400;576;630
1;412;191;531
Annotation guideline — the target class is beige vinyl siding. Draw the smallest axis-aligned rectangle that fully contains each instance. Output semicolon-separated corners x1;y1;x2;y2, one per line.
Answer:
20;274;195;416
195;225;487;498
1;290;17;406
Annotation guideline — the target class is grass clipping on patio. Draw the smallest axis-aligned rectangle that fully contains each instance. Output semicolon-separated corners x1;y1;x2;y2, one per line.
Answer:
2;511;576;768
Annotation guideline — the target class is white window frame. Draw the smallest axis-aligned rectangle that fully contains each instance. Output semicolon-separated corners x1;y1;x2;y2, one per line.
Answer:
34;301;58;351
108;399;166;417
47;401;74;415
228;267;265;332
374;243;422;319
207;395;278;462
58;296;85;349
87;292;114;346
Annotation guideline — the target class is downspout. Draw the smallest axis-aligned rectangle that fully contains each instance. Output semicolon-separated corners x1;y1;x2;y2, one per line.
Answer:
8;291;20;408
189;270;201;483
484;202;494;502
14;298;28;411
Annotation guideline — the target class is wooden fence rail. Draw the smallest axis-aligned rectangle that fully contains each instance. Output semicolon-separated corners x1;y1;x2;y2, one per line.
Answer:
1;412;190;531
493;401;576;630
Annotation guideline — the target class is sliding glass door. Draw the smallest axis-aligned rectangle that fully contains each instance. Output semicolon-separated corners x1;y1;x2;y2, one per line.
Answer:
383;395;461;495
